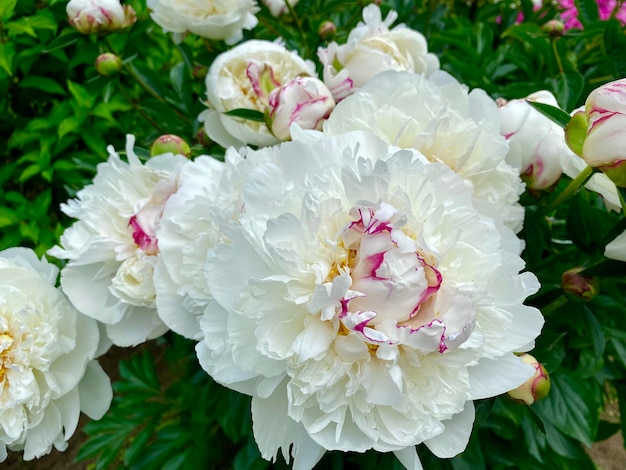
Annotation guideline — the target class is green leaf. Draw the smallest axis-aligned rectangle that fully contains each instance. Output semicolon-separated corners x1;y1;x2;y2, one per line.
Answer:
67;80;97;109
575;0;600;25
223;108;266;122
567;193;606;253
0;42;15;76
0;207;18;228
583;306;606;362
533;371;599;447
234;436;268;470
42;30;82;53
20;76;66;95
604;19;626;77
526;101;571;128
550;69;584;111
0;0;17;21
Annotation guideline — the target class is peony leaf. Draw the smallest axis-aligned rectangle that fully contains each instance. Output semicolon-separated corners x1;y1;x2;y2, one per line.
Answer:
526;101;571;128
533;371;600;447
223;108;266;122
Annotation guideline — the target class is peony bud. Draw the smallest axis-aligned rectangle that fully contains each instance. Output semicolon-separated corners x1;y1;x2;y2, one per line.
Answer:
95;53;122;76
318;21;337;41
262;0;299;17
543;19;565;37
508;354;551;405
196;127;212;147
151;134;191;157
499;90;565;190
266;77;335;141
67;0;136;35
561;267;599;302
566;78;626;187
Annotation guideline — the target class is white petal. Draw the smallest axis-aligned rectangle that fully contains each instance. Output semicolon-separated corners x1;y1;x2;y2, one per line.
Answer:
467;353;535;400
78;360;113;420
424;401;475;458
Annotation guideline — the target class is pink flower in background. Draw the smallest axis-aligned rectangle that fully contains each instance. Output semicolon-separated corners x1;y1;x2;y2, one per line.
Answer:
557;0;626;30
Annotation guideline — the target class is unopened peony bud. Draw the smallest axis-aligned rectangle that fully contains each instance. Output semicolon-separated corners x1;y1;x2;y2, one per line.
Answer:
95;53;122;76
192;65;208;79
151;134;191;157
196;127;212;147
318;21;337;41
543;19;565;37
499;90;565;190
566;78;626;187
267;77;335;141
67;0;136;35
561;267;599;302
508;354;550;405
262;0;299;17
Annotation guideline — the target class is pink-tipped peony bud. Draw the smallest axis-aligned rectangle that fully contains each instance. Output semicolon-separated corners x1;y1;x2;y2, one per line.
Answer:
499;90;565;190
67;0;136;35
95;53;122;76
561;267;599;302
508;354;551;405
566;78;626;187
543;19;565;37
267;76;335;141
151;134;191;157
318;21;337;41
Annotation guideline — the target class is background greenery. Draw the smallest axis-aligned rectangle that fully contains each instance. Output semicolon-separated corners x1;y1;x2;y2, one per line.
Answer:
2;0;626;468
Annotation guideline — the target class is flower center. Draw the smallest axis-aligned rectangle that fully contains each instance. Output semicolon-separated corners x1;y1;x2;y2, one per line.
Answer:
329;202;443;346
0;332;14;385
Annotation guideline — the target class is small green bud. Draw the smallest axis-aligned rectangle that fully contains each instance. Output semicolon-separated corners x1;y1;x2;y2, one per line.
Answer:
95;53;122;77
508;354;551;405
150;134;191;157
564;111;588;158
196;127;212;147
561;267;599;302
543;20;565;37
318;21;337;41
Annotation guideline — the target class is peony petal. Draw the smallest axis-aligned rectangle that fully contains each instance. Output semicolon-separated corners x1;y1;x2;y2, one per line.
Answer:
78;361;113;420
424;400;475;458
467;353;535;400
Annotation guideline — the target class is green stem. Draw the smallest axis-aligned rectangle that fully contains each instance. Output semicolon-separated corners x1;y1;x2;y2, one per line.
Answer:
542;295;568;316
552;38;564;75
540;165;594;215
105;38;191;124
116;82;168;134
285;0;308;56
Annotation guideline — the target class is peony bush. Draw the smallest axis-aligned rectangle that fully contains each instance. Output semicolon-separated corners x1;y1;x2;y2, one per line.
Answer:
2;0;626;469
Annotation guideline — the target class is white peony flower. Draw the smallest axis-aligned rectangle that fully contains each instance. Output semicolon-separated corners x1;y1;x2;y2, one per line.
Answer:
66;0;136;35
499;90;565;190
196;131;543;468
318;4;439;101
323;70;525;232
605;230;626;262
199;40;316;148
147;0;258;45
154;151;245;339
267;76;335;141
0;248;111;462
48;135;189;347
262;0;298;17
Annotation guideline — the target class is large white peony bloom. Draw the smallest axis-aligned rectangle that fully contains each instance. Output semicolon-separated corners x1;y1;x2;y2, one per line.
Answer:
323;70;525;232
195;130;543;468
147;0;258;45
48;136;189;347
199;40;316;148
0;248;111;462
318;5;439;101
